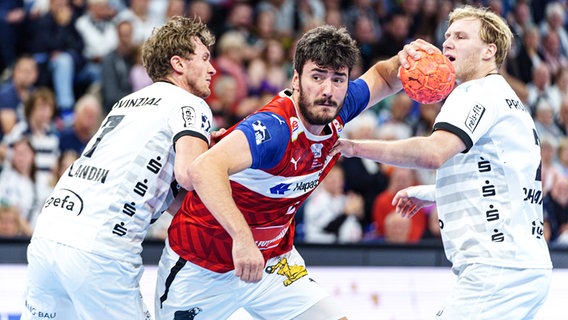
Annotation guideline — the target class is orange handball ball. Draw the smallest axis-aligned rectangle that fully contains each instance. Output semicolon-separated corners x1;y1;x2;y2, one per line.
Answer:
399;50;456;104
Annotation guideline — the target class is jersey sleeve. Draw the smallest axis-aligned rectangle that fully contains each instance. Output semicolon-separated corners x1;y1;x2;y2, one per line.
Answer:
433;83;497;153
338;78;371;123
235;112;290;169
168;96;213;149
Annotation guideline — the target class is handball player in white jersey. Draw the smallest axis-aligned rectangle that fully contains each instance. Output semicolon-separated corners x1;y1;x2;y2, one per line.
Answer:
332;5;552;320
22;17;218;320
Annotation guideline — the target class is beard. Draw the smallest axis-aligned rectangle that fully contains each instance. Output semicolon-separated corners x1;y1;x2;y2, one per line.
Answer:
297;80;344;126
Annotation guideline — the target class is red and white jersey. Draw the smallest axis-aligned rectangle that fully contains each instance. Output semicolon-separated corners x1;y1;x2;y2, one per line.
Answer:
434;74;552;272
32;82;213;264
169;80;371;272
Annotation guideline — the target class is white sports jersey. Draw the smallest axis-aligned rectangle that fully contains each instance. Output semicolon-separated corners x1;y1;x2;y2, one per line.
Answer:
32;82;212;264
433;75;552;272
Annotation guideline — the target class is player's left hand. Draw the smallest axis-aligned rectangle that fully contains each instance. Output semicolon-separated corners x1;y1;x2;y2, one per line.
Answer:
398;39;441;69
392;187;435;218
232;236;265;283
330;139;356;158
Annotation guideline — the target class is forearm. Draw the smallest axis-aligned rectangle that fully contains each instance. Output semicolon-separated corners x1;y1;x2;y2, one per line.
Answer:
374;55;403;93
190;160;254;242
362;55;403;107
352;137;441;169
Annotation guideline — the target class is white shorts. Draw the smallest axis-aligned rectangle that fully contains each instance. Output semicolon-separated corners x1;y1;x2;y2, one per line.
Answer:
435;264;552;320
155;239;345;320
22;238;151;320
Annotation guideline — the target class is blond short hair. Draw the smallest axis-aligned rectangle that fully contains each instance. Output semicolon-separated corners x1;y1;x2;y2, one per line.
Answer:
449;5;513;68
142;17;215;82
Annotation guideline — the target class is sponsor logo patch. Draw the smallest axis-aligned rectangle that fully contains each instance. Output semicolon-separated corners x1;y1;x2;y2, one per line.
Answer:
43;188;84;216
182;106;196;127
253;120;271;144
465;104;485;133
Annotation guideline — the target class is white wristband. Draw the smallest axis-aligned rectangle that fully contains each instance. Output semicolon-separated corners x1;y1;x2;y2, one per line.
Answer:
406;185;436;202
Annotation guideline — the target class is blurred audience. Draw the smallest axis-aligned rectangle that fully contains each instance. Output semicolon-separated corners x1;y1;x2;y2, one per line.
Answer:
303;164;364;244
540;29;568;80
0;205;32;238
541;137;561;196
538;1;568;57
101;19;135;114
0;55;38;139
526;63;555;114
58;93;102;155
128;44;152;91
342;111;389;231
0;1;29;72
29;0;90;119
370;167;427;244
115;0;162;44
0;137;39;230
555;138;568;178
544;175;568;246
507;25;544;85
0;0;564;245
3;87;60;193
247;38;289;100
75;0;118;94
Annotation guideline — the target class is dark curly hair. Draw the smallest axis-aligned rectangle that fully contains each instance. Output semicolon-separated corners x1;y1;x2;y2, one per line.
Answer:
293;25;360;76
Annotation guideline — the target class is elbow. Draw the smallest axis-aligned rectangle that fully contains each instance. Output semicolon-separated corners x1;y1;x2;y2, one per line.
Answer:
176;174;193;191
175;160;204;191
175;168;193;191
420;154;446;170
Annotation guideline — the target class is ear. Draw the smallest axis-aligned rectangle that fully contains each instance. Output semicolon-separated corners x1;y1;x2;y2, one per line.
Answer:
484;43;497;60
292;70;300;91
170;55;185;74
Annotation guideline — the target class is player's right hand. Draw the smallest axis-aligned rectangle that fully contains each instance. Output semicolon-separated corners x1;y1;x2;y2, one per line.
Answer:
330;139;356;158
232;238;265;283
398;39;440;69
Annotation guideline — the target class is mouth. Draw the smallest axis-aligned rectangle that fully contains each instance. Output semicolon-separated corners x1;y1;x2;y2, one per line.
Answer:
315;100;337;108
444;54;456;62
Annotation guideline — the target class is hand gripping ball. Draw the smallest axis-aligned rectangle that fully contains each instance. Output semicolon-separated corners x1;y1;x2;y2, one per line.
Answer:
399;50;456;104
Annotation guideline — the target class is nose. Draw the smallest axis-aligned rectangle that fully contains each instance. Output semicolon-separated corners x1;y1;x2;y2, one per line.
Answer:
208;62;216;75
321;79;333;98
442;38;453;51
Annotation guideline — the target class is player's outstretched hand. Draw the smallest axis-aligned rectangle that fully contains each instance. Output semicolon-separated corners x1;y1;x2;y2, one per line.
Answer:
211;128;227;145
232;237;265;283
330;139;356;158
398;39;441;70
392;186;435;218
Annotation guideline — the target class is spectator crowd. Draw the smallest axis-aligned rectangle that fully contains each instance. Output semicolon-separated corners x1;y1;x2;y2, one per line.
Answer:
0;0;567;247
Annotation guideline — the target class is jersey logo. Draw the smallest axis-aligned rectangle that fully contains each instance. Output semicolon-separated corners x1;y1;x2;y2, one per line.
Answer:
532;220;545;239
181;106;196;128
332;119;343;134
290;156;301;170
174;307;202;319
290;117;302;142
270;183;291;195
310;143;324;169
465;104;485;133
265;257;308;286
201;114;210;132
43;188;84;216
252;120;271;145
270;113;285;125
